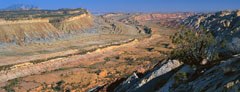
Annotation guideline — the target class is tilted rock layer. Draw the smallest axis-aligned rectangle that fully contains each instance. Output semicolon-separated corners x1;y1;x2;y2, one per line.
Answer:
0;13;93;45
183;10;240;53
114;57;240;92
113;10;240;92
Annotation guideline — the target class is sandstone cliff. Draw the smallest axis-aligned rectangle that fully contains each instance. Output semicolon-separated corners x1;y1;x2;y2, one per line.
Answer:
0;19;60;44
0;10;144;46
49;13;93;33
0;12;93;45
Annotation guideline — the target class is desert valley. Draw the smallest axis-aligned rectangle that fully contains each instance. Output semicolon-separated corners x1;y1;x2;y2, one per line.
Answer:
0;3;239;92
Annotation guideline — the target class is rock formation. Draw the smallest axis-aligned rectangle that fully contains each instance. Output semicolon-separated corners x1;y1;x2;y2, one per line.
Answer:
182;10;240;53
113;56;240;92
113;60;182;92
0;9;93;45
0;9;142;46
113;10;240;92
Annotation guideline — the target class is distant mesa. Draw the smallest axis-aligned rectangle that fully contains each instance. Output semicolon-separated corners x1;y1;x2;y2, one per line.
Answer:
2;4;40;11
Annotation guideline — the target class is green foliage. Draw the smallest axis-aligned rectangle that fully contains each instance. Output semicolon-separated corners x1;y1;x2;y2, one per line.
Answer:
115;55;120;60
53;80;65;91
173;72;188;88
3;79;19;92
146;48;154;51
144;26;152;34
104;57;111;62
170;27;224;66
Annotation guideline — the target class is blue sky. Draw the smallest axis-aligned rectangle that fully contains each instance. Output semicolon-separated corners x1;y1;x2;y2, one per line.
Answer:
0;0;240;12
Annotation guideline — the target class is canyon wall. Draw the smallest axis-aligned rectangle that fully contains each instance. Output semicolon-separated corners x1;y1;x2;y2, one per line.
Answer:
0;13;93;45
50;14;93;33
0;19;59;44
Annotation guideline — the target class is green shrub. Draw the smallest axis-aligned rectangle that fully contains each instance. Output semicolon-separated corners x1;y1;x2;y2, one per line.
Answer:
144;26;152;34
53;80;65;91
170;27;224;67
104;57;111;62
3;79;19;92
173;72;188;88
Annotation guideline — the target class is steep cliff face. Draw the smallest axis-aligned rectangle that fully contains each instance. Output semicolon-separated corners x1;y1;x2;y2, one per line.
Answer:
50;14;93;33
0;19;60;45
0;10;144;46
0;12;93;46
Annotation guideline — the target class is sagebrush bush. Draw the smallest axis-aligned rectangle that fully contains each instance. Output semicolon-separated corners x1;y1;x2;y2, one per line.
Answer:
143;26;152;34
170;26;224;67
